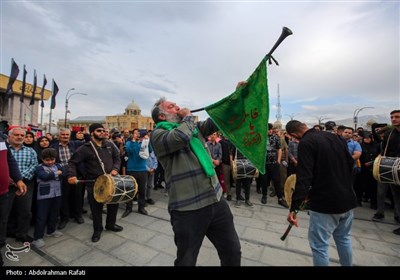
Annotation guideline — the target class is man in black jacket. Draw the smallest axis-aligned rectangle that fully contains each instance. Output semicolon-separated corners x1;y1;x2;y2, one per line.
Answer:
68;123;123;243
285;120;357;266
380;110;400;235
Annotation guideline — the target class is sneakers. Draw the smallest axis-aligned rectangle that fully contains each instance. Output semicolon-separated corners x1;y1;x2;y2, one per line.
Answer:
46;230;63;238
372;213;384;222
278;199;289;208
393;227;400;235
32;239;45;248
235;200;241;208
245;200;254;207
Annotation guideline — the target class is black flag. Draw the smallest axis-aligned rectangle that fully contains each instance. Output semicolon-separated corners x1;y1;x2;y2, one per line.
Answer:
6;58;20;99
29;70;37;106
40;75;47;108
50;79;59;109
19;65;27;103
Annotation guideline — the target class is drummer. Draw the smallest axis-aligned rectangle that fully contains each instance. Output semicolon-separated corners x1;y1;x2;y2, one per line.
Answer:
67;123;123;243
380;110;400;235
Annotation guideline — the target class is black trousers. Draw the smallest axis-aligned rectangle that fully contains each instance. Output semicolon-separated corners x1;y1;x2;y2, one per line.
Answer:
170;199;241;266
7;179;34;237
126;171;147;208
0;193;9;246
236;178;251;201
86;185;118;232
259;163;282;199
60;177;83;221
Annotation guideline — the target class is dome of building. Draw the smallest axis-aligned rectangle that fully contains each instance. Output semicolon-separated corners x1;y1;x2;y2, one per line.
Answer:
125;100;141;111
273;121;282;130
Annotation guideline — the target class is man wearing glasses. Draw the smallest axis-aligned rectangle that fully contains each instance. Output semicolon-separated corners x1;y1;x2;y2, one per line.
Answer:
68;123;122;243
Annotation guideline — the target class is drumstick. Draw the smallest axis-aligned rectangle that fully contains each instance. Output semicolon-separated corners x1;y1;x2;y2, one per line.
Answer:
76;179;96;184
280;224;294;241
281;210;298;241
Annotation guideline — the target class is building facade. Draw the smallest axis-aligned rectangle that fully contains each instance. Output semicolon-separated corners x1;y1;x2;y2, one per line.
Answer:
67;100;154;132
0;74;51;127
105;100;154;131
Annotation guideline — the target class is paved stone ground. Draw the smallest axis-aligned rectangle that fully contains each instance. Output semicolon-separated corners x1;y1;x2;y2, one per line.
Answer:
2;184;400;268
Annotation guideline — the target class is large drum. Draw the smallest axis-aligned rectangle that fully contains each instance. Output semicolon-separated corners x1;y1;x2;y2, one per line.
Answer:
232;159;259;180
284;174;296;208
373;155;400;186
94;174;138;204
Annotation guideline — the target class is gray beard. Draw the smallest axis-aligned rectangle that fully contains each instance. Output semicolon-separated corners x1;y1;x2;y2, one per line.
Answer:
164;113;182;123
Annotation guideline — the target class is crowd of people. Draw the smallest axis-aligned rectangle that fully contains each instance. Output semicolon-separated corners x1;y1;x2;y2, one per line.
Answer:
0;106;399;267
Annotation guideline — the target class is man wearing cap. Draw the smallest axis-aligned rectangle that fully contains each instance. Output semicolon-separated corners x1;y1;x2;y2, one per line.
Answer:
68;123;123;243
379;110;400;235
324;121;337;133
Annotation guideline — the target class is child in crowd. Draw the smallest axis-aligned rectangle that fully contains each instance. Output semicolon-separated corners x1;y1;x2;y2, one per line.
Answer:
32;148;63;248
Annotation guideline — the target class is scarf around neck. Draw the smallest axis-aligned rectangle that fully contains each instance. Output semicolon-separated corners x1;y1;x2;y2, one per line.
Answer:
156;121;215;177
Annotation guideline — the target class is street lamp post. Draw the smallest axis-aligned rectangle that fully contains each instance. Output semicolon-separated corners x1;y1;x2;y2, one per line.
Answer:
317;116;328;126
64;89;88;128
353;107;374;130
64;88;75;128
285;113;295;120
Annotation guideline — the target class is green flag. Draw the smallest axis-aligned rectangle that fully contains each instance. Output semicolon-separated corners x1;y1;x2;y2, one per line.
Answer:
205;57;269;174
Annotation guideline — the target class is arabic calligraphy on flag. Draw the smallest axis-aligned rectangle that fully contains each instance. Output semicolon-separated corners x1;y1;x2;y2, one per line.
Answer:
205;58;269;174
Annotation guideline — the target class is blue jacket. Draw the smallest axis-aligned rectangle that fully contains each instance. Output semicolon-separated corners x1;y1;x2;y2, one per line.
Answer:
125;140;152;172
35;163;63;200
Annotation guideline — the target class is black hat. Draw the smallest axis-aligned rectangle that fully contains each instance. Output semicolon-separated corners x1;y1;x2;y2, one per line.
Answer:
363;132;372;138
111;132;122;140
109;127;120;135
89;123;104;134
325;121;336;128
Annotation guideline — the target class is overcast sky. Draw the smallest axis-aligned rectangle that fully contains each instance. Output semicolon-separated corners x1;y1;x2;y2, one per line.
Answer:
1;0;399;126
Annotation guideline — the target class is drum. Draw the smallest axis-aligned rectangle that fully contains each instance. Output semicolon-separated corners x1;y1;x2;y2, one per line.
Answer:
94;174;138;204
232;159;259;179
284;174;296;208
373;155;400;186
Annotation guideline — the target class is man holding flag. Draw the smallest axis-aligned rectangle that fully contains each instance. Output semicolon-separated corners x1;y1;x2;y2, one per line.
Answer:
150;95;242;266
150;26;290;266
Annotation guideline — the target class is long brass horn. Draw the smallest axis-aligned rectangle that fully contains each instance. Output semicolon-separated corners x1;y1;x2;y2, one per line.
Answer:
266;26;293;60
191;26;293;113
